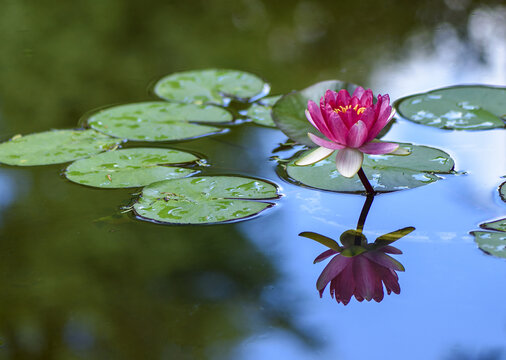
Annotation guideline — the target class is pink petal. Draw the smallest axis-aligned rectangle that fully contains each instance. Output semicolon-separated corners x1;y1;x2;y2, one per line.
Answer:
360;107;375;128
363;251;405;271
359;88;374;107
382;245;403;254
352;86;365;99
353;256;377;301
324;90;338;108
316;255;353;294
336;89;351;106
308;133;345;150
333;264;355;305
335;148;364;178
307;101;332;138
326;111;349;144
314;249;338;263
295;146;335;166
366;107;395;143
346;120;368;148
380;268;401;295
359;141;399;155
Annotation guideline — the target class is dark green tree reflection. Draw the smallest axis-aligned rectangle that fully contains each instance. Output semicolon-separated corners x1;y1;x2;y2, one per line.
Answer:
300;196;414;305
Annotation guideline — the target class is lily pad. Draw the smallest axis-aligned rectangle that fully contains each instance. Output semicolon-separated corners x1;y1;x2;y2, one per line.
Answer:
471;218;506;259
154;69;267;105
133;176;279;224
271;80;392;147
395;85;506;130
280;143;454;193
65;148;200;188
87;102;232;142
500;181;506;203
0;129;121;166
246;95;282;127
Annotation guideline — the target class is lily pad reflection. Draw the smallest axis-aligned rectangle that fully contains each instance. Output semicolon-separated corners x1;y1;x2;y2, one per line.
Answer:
134;176;279;224
471;218;506;260
281;143;455;193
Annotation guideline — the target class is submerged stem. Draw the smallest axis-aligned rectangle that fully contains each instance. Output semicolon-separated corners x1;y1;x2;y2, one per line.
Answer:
357;167;375;195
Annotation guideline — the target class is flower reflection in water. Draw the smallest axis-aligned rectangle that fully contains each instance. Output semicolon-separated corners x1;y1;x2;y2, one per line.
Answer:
300;196;414;305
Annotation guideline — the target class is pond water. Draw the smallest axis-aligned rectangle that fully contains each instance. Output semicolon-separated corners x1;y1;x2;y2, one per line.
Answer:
0;1;505;359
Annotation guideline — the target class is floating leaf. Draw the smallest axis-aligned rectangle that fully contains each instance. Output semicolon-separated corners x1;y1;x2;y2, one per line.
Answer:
280;143;454;193
500;181;506;203
0;129;121;166
271;80;392;147
154;69;267;105
88;102;232;142
134;176;278;224
471;218;506;260
480;218;506;233
246;95;282;127
395;85;506;130
65;148;200;188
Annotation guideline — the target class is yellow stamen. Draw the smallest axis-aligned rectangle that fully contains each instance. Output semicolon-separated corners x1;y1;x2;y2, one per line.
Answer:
333;104;366;115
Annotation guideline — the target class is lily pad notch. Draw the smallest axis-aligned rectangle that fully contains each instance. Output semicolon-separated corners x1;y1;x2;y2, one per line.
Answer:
133;175;281;225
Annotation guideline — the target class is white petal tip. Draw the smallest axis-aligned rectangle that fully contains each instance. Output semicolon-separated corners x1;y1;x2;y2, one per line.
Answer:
295;147;334;166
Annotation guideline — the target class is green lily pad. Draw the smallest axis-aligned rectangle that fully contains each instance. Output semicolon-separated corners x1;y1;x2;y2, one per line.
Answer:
395;85;506;130
154;69;267;105
281;143;454;193
87;101;232;142
471;218;506;259
133;176;279;224
480;218;506;232
65;148;200;188
246;95;282;127
500;181;506;203
271;80;392;147
0;129;121;166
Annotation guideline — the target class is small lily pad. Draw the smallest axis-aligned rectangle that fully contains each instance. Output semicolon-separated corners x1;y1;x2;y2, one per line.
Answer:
471;218;506;259
500;181;506;203
134;176;279;224
87;102;232;142
65;148;200;188
280;143;454;193
154;69;267;105
395;85;506;130
0;129;121;166
246;95;282;127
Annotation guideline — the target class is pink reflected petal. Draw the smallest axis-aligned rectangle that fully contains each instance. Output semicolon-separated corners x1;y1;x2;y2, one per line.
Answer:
316;255;353;294
314;249;338;263
363;251;405;271
335;148;363;178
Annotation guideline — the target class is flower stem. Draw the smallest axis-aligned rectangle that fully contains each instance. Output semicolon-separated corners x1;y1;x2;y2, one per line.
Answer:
356;194;374;233
357;167;376;195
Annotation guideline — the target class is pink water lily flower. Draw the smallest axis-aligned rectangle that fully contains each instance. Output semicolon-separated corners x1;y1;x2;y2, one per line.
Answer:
315;244;403;305
296;87;399;177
